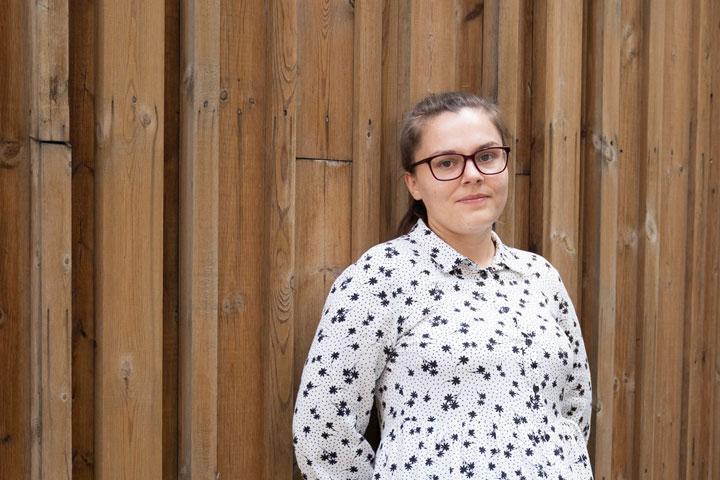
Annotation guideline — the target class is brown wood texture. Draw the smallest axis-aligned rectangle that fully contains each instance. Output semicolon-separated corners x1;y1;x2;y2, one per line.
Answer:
29;1;72;479
178;0;220;478
3;1;720;478
30;143;73;480
217;0;268;478
94;1;165;478
297;0;354;161
163;1;180;479
0;1;31;479
264;0;297;478
351;0;382;257
69;0;96;476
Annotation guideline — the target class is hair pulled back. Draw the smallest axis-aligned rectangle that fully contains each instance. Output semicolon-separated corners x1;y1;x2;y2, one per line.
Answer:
397;91;511;235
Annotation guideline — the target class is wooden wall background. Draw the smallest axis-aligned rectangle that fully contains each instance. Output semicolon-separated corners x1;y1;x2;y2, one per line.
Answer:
1;0;719;479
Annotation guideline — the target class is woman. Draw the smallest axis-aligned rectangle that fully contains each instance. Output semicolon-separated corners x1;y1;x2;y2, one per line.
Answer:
293;92;593;479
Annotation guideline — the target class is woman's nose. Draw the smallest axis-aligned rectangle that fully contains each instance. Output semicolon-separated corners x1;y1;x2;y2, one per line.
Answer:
460;158;484;183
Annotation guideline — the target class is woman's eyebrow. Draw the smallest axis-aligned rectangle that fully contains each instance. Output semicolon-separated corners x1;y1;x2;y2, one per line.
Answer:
426;142;501;157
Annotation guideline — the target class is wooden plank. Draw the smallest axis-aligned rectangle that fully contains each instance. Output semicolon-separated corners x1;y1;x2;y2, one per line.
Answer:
528;0;547;255
581;0;621;476
0;5;31;479
611;0;644;476
178;0;220;479
380;0;411;239
538;0;583;305
495;0;526;247
30;0;69;142
351;0;382;257
480;0;498;101
163;0;180;478
217;0;267;477
69;0;97;476
30;143;72;480
456;0;484;94
682;0;719;477
293;159;352;479
635;0;666;475
94;1;165;477
28;0;72;479
651;0;693;476
264;0;297;478
296;0;354;161
409;1;458;102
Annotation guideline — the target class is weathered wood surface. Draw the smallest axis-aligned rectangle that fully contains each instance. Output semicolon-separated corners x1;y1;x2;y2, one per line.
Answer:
264;1;298;479
178;1;220;479
94;1;165;478
2;1;720;479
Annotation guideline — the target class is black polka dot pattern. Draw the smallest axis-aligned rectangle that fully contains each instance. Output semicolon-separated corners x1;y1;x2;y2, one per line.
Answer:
293;219;593;479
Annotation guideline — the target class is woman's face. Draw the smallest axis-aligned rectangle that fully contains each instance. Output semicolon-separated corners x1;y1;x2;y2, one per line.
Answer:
404;107;509;240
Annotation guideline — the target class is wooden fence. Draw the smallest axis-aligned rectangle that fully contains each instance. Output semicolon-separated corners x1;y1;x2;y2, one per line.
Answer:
1;0;718;479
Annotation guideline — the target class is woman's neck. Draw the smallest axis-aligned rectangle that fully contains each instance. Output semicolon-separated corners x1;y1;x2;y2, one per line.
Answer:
427;219;496;268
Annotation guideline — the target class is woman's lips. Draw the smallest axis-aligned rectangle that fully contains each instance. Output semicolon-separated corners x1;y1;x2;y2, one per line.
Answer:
457;194;490;203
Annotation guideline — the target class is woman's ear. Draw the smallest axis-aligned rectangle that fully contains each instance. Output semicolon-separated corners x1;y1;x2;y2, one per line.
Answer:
403;172;422;201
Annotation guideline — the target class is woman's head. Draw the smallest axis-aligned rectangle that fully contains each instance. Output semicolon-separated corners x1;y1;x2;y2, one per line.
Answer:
398;92;511;238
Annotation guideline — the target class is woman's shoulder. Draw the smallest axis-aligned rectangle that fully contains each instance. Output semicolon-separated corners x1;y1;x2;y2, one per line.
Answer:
332;233;421;286
500;242;564;284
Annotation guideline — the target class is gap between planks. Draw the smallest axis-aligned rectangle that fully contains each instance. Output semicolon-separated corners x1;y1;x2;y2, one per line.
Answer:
297;156;351;164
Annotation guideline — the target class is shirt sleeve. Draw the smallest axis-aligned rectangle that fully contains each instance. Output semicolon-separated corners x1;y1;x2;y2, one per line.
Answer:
553;272;593;443
293;257;399;480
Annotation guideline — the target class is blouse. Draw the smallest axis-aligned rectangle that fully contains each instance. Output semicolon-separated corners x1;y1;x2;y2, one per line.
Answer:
293;219;593;479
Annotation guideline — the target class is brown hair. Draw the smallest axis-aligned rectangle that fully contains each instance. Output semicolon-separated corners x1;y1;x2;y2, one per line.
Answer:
397;91;511;235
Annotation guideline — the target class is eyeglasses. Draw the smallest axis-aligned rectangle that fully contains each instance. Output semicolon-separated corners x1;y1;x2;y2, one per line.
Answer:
409;146;511;181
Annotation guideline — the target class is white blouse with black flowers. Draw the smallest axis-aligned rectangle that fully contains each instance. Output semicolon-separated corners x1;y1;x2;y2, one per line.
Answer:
293;219;593;480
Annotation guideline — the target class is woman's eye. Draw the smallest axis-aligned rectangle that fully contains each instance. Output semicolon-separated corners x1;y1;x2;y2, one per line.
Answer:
478;153;494;163
435;157;458;169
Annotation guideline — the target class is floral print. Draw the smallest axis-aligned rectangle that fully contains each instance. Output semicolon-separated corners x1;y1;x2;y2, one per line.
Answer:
293;219;593;479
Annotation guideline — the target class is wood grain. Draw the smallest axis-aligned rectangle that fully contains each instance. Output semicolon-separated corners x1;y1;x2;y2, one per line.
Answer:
163;1;180;479
94;1;165;478
30;142;73;480
264;0;297;478
297;0;354;161
178;0;220;479
218;0;268;477
581;1;621;476
0;1;31;479
69;0;97;476
351;0;382;257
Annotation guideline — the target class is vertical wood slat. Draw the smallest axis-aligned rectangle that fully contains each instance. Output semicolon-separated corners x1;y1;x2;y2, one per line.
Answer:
94;1;164;478
351;0;382;257
635;0;665;475
30;0;69;142
582;1;621;477
217;0;268;478
611;0;643;476
538;0;584;305
380;0;411;239
297;0;354;161
495;0;525;247
0;5;31;477
163;1;181;479
682;0;715;476
29;1;72;479
68;0;97;477
264;0;297;478
30;143;72;480
179;0;220;478
652;0;693;476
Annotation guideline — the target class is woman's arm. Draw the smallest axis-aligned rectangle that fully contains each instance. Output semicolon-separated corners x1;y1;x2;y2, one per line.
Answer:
293;257;398;479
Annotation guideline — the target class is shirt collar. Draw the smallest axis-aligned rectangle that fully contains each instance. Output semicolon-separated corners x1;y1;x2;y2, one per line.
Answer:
406;218;527;276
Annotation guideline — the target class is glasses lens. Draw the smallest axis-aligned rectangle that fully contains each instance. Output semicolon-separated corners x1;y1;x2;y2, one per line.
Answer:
429;154;465;180
473;147;507;174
